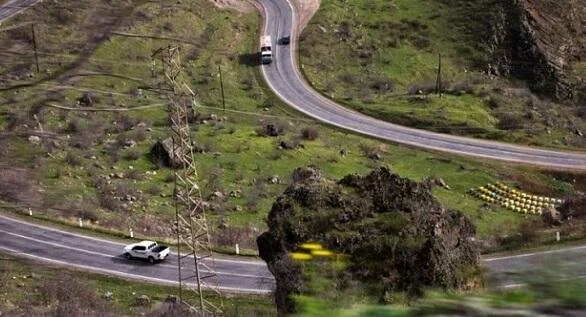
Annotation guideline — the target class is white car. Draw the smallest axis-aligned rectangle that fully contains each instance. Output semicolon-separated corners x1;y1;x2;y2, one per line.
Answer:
123;240;169;264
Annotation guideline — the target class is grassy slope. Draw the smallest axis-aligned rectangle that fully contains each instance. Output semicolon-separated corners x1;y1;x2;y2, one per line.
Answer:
0;252;275;316
299;0;586;148
0;0;582;252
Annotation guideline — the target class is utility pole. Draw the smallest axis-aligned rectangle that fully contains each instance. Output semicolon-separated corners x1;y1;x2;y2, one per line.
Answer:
31;24;39;73
218;64;226;111
152;45;222;316
435;53;442;97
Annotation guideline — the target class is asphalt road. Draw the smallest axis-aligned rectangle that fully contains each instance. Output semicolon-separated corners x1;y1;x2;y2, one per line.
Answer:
2;214;586;293
0;214;275;294
0;0;39;23
258;0;586;170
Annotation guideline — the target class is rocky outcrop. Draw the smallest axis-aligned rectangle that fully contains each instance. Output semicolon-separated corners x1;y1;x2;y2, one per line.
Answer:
150;138;191;168
440;0;585;101
483;0;585;100
258;167;480;315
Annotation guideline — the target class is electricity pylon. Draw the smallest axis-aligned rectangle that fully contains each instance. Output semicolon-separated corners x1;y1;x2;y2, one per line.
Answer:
153;45;222;316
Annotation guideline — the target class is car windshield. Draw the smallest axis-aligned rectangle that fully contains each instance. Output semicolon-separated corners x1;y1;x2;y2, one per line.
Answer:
148;243;156;250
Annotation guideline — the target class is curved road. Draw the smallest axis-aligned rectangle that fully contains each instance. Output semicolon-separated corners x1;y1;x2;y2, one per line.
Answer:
0;214;275;294
0;0;39;23
2;214;586;294
258;0;586;170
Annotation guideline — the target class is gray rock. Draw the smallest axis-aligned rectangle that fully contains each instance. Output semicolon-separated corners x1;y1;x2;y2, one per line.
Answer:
135;295;151;306
103;291;114;300
267;175;280;184
234;205;243;212
165;295;179;303
28;135;41;144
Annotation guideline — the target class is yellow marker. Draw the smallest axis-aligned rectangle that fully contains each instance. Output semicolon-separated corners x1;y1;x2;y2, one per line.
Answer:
311;249;334;257
290;252;312;261
300;243;323;250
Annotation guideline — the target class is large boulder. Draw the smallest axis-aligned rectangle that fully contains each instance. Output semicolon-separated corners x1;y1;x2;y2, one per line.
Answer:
258;167;480;315
150;138;191;168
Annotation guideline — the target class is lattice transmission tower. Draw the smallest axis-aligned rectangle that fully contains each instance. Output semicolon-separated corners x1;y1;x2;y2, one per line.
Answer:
152;45;222;316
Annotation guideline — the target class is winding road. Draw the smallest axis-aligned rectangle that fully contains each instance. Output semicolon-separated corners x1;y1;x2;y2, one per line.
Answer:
2;213;586;294
0;0;39;23
1;0;586;297
258;0;586;170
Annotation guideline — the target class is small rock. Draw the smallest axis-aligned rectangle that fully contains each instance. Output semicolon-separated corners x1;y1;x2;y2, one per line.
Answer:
103;291;114;300
263;107;270;112
146;128;153;132
28;135;41;144
210;114;218;120
165;295;179;303
128;165;134;170
202;120;208;124
435;178;451;190
267;175;280;184
576;128;583;137
115;172;125;179
213;152;222;158
136;295;151;306
368;152;383;161
234;205;243;212
212;191;224;199
137;122;147;128
221;116;228;121
124;140;137;148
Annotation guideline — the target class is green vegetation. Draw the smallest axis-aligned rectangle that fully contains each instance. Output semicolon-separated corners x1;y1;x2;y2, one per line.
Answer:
299;0;586;148
0;0;583;255
0;252;275;316
293;260;586;316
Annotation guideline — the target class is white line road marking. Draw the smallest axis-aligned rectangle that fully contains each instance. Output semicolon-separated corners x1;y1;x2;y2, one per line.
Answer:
0;228;272;279
0;246;272;294
0;214;267;265
484;245;586;262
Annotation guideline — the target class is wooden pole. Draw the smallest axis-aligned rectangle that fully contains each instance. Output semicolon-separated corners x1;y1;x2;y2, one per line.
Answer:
218;64;226;111
31;24;39;73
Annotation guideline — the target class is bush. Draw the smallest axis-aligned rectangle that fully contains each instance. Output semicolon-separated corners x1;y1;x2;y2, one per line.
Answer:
368;75;396;93
147;184;162;196
300;127;319;140
125;170;143;180
256;121;287;137
125;149;140;161
407;81;437;95
164;173;175;183
64;151;83;166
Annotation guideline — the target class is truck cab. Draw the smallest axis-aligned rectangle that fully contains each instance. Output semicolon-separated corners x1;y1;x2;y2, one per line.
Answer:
260;35;272;64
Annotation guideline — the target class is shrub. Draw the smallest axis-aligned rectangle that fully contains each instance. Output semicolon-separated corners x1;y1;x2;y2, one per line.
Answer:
164;173;175;183
407;81;436;95
64;151;83;166
147;184;162;196
300;127;319;140
125;170;143;180
125;149;140;161
368;75;396;93
256;121;287;137
115;113;136;131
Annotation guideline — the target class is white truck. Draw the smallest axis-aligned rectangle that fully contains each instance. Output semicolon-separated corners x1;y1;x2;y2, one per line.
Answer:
123;240;169;263
260;35;272;64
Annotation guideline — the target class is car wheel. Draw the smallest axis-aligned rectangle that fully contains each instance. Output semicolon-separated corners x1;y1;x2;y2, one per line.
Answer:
124;253;132;260
148;256;155;264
